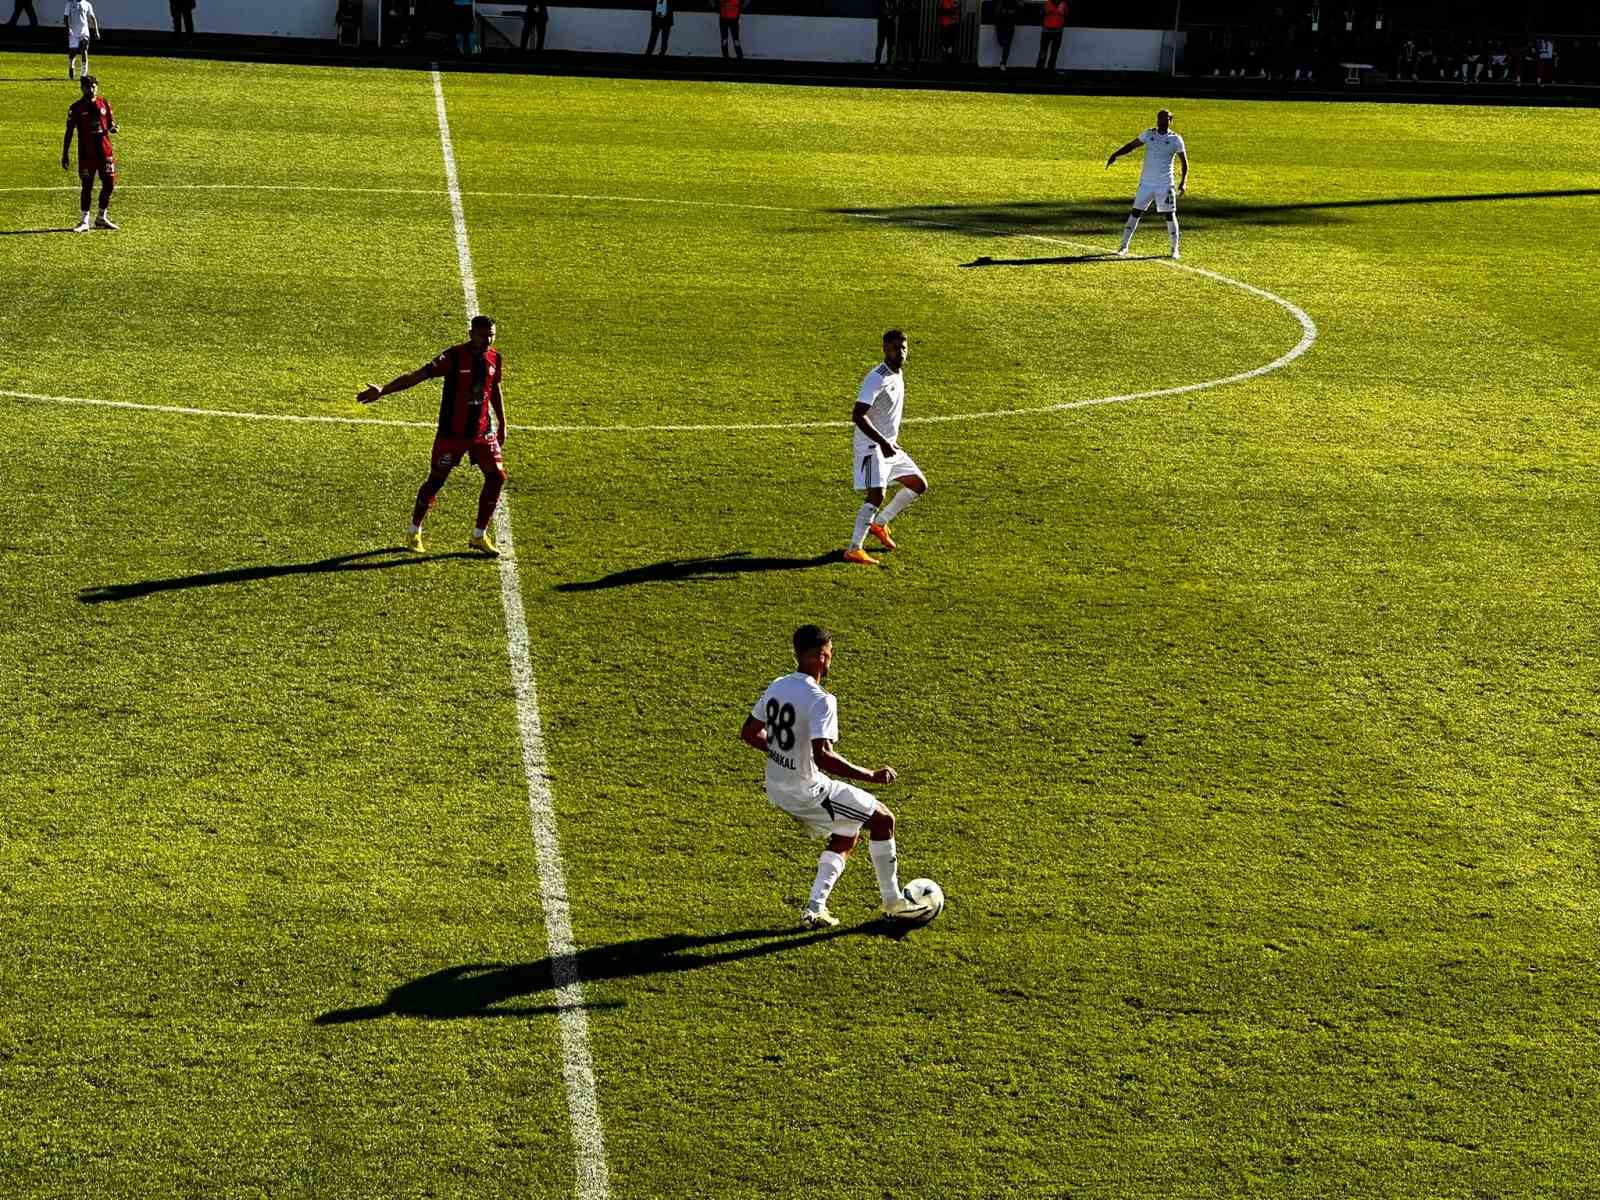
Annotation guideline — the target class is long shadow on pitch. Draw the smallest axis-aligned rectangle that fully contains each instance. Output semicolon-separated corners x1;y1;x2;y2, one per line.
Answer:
0;228;80;237
839;188;1600;236
79;547;480;603
555;549;839;592
314;924;895;1023
960;252;1163;267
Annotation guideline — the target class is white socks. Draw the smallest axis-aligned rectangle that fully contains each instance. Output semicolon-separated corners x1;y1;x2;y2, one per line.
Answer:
877;486;921;526
1120;214;1140;249
868;838;901;905
1167;216;1180;256
807;850;847;912
472;526;486;538
849;502;877;550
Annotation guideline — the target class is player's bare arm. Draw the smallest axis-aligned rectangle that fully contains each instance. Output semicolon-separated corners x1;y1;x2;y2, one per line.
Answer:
1106;137;1142;168
491;378;506;446
61;118;74;170
852;401;897;456
1176;151;1189;193
812;737;896;786
357;367;430;405
740;715;768;751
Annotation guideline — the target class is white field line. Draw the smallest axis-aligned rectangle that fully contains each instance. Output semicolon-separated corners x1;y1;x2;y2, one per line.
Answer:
0;188;1316;432
430;67;610;1200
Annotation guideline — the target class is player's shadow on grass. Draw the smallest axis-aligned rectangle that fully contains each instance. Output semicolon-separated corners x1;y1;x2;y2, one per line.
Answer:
839;188;1600;235
555;549;839;592
79;547;479;603
313;924;895;1024
0;228;80;237
960;252;1163;267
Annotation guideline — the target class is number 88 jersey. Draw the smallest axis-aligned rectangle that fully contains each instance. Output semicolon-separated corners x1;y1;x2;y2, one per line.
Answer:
751;671;838;801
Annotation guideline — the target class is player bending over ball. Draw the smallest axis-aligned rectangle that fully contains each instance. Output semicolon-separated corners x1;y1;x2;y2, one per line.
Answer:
62;73;117;233
1106;107;1188;259
741;624;932;929
358;315;508;558
845;329;927;567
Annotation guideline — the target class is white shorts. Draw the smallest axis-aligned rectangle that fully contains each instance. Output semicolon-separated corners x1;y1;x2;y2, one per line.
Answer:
770;779;878;839
1132;182;1178;214
853;444;923;491
69;34;88;50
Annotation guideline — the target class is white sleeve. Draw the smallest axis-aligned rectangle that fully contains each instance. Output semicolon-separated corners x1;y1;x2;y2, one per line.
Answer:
1136;129;1151;145
1174;135;1187;155
750;690;769;723
812;694;838;743
855;370;881;410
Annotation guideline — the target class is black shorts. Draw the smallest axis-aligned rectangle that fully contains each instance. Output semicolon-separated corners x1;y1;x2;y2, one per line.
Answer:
719;15;740;36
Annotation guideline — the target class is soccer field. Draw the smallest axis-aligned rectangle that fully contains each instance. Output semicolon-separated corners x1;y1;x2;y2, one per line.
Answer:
2;52;1598;1198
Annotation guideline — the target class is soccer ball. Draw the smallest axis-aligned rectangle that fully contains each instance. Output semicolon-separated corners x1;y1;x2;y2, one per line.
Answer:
900;877;945;925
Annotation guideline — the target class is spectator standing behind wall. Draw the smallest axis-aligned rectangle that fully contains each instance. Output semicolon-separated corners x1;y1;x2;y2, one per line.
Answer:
169;0;194;42
8;0;40;27
936;0;958;63
1036;0;1065;71
874;0;897;67
716;0;746;57
520;2;547;50
992;0;1018;69
1535;36;1555;84
646;0;672;54
451;0;478;54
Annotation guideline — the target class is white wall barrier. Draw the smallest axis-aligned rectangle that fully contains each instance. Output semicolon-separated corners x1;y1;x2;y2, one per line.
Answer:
85;0;380;39
86;0;1178;70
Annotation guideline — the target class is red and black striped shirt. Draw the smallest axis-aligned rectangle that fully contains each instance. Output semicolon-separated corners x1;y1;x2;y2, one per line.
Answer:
421;343;502;439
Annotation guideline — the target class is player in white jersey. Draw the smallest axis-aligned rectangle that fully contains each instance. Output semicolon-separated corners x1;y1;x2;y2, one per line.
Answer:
63;0;98;80
1105;108;1189;259
740;624;931;929
844;329;927;567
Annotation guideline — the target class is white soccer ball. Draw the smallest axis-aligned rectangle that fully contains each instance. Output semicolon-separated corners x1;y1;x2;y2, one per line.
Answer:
900;877;945;925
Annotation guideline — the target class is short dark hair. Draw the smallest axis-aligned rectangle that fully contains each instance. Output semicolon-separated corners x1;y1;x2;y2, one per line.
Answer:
81;74;98;89
883;329;906;345
471;314;496;331
793;624;833;659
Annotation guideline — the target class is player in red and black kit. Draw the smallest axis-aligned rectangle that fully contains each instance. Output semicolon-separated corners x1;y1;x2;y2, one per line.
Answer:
358;315;508;558
61;74;118;233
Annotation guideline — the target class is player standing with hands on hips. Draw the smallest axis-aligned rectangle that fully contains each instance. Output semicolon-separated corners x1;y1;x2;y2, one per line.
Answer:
1106;108;1188;259
742;625;931;929
357;315;508;558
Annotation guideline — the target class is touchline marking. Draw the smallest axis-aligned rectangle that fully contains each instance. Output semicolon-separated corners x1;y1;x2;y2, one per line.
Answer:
430;67;611;1200
0;194;1315;432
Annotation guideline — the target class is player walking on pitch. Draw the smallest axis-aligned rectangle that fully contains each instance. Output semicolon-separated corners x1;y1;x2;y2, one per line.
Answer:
1106;108;1188;259
62;74;117;233
63;0;98;79
845;329;927;567
741;625;931;929
357;315;508;558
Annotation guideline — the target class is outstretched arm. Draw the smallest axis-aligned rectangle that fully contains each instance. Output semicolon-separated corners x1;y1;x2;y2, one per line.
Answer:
357;367;431;405
1105;137;1142;168
812;738;896;786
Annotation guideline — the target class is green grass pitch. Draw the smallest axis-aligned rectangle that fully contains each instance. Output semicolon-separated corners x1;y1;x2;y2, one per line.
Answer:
2;52;1597;1198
